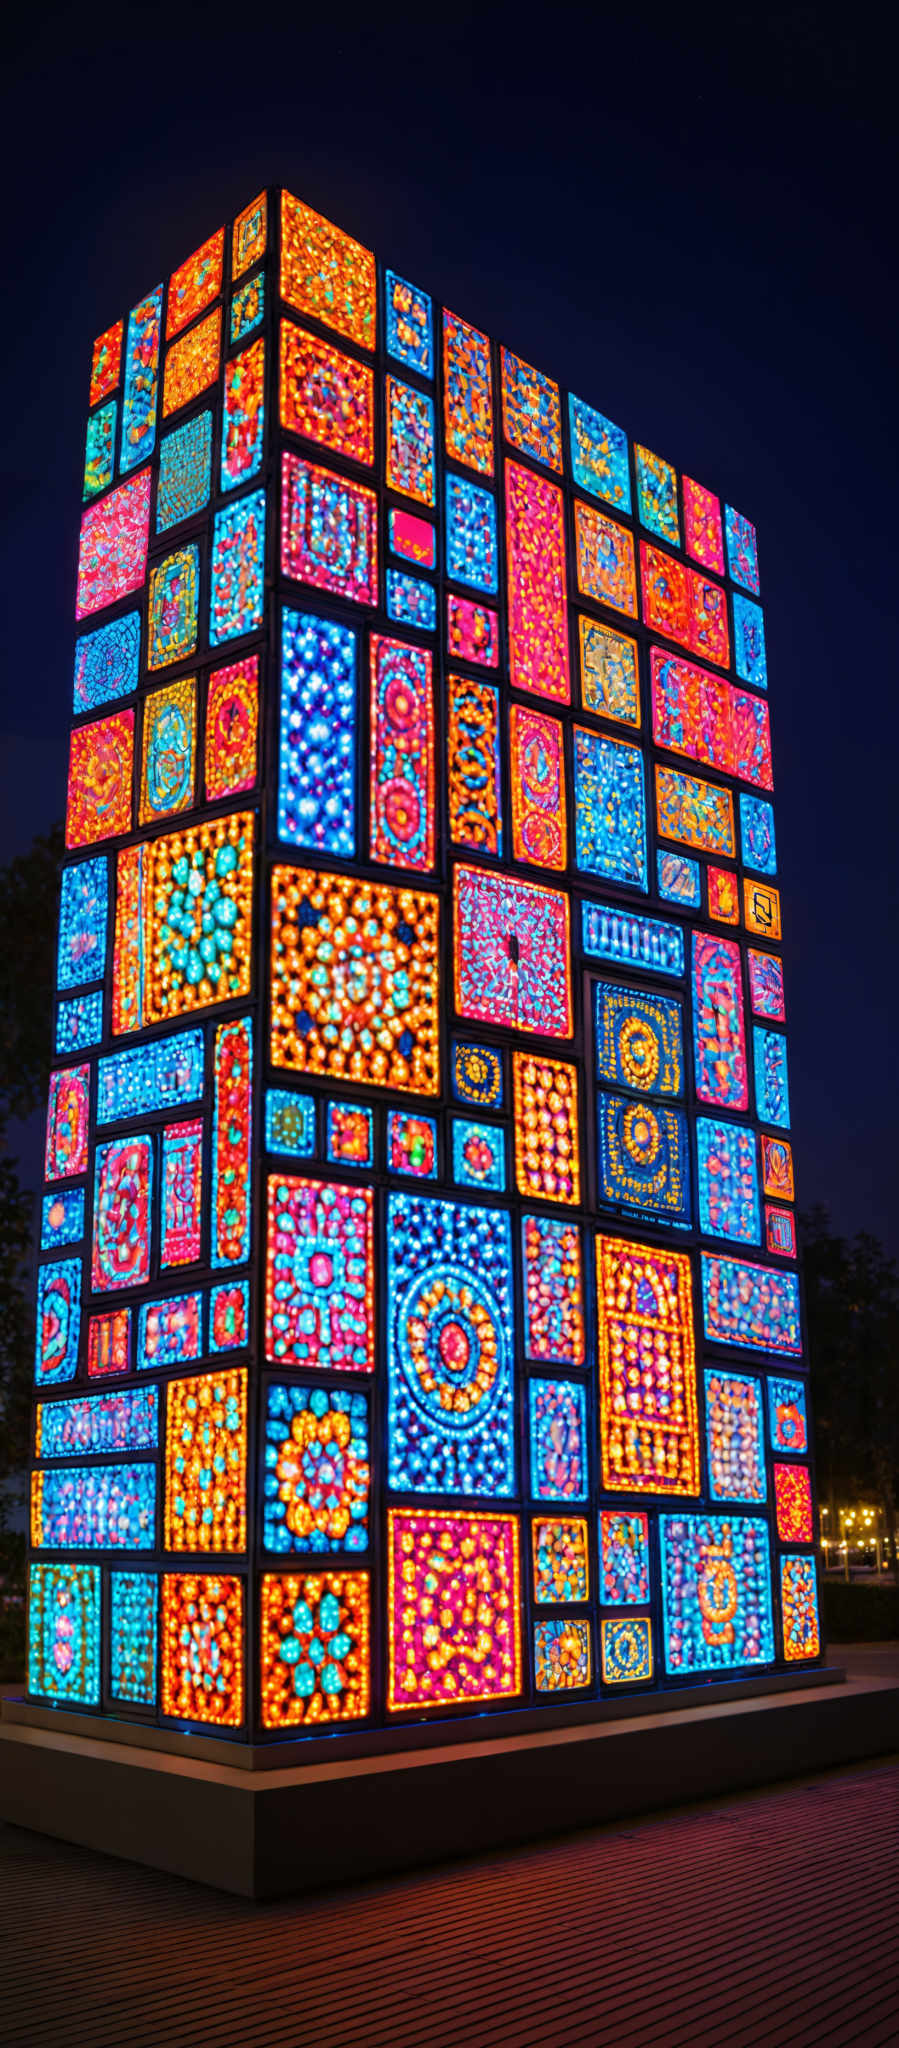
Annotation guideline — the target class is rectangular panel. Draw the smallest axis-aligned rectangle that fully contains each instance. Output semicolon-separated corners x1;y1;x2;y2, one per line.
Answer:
281;451;378;603
97;1030;203;1123
640;541;730;666
454;866;572;1037
701;1252;802;1355
280;193;376;349
447;673;502;854
655;764;735;855
279;321;374;462
596;1235;699;1494
661;1515;774;1671
36;1386;158;1458
442;311;493;473
278;608;357;854
270;867;440;1092
212;1017;252;1267
265;1175;375;1370
510;704;566;869
505;461;569;701
32;1464;155;1550
573;728;647;887
692;932;748;1110
160;1119;203;1267
369;635;434;870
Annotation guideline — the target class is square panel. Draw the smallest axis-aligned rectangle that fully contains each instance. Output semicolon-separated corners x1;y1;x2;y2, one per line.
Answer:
260;1571;371;1727
574;500;637;616
661;1514;774;1672
774;1462;813;1542
748;949;785;1021
452;1118;505;1191
601;1616;652;1684
262;1384;370;1554
567;394;630;510
500;348;562;470
157;412;212;530
387;1509;521;1710
205;655;259;801
594;981;683;1095
385;270;433;375
326;1102;373;1169
766;1376;808;1455
442;311;493;473
280;321;374;463
532;1516;589;1602
162;306;221;417
167;227;224;337
265;1175;375;1372
634;443;679;544
112;813;254;1033
31;1462;155;1551
280;193;376;349
281;451;378;604
574;727;647;888
597;1093;690;1222
454;865;571;1037
270;866;440;1091
761;1135;794;1201
682;477;723;574
388;1111;437;1178
66;712;134;847
656;765;734;856
701;1252;802;1355
210;491;265;642
73;613;140;716
535;1618;592;1690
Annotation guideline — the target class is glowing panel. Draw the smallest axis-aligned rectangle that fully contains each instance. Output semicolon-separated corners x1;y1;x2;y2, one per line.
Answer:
221;336;264;489
37;1385;157;1457
280;193;376;350
120;290;162;473
704;1369;765;1501
281;450;377;604
97;1031;203;1124
574;500;637;617
454;865;571;1037
87;1307;131;1377
260;1571;370;1728
370;635;434;870
744;878;782;941
147;546;198;669
567;395;631;511
781;1555;820;1660
266;1088;316;1157
501;348;562;470
162;306;221;417
113;813;253;1033
596;1235;699;1495
442;311;493;473
510;704;566;869
692;933;747;1109
161;1573;244;1725
578;616;640;726
505;461;569;701
270;866;439;1092
278;608;357;857
446;593;499;667
279;321;373;463
387;376;435;504
594;982;683;1095
57;857;108;992
263;1384;369;1556
92;1134;152;1290
327;1102;373;1169
73;612;140;715
385;269;433;375
56;991;103;1056
452;1042;503;1109
533;1516;588;1602
582;901;684;978
600;1510;650;1604
446;473;497;592
641;542;730;667
76;468;151;620
513;1052;581;1205
233;190;266;278
708;868;739;924
522;1215;585;1363
160;1119;203;1267
682;477;724;574
634;444;679;545
696;1117;760;1243
28;1563;100;1705
231;271;264;342
89;320;122;408
597;1094;690;1222
31;1463;155;1550
41;1188;85;1252
658;849;700;908
774;1462;813;1543
740;793;777;875
656;763;734;854
206;656;259;801
447;673;502;855
156;411;212;530
766;1206;797;1258
602;1616;652;1683
137;1292;202;1371
386;571;436;632
83;402;115;499
265;1175;375;1372
210;1280;249;1352
389;506;435;567
387;1508;521;1710
725;505;760;593
573;727;647;888
167;227;223;338
110;1572;157;1704
212;1017;252;1267
139;676;196;823
528;1380;588;1501
661;1513;774;1672
388;1112;437;1178
733;593;768;690
767;1376;808;1455
165;1367;247;1553
34;1260;81;1385
451;1118;504;1191
761;1135;795;1203
748;950;785;1021
755;1027;790;1128
536;1619;592;1690
209;490;265;642
45;1065;90;1180
701;1252;802;1355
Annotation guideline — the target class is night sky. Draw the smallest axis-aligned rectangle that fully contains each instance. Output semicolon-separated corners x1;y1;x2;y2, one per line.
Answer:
2;9;896;1255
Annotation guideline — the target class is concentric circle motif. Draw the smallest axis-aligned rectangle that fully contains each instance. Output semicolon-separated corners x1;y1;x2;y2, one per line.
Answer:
383;777;422;846
618;1014;661;1091
621;1103;662;1168
383;675;417;730
398;1261;507;1432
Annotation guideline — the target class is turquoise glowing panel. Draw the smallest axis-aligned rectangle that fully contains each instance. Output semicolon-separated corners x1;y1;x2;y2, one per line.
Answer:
96;1031;204;1123
210;490;266;643
597;1093;690;1222
701;1252;802;1355
263;1384;370;1554
635;445;679;544
581;901;684;977
593;982;683;1095
326;1103;373;1169
57;856;108;990
37;1385;158;1456
209;1279;250;1352
56;991;103;1055
600;1511;650;1604
724;506;760;593
41;1189;85;1252
120;287;162;473
386;570;437;632
692;932;748;1110
733;594;767;690
696;1118;760;1244
385;270;433;376
567;394;631;511
739;793;777;875
83;402;116;499
754;1028;790;1127
160;1120;203;1266
529;1380;588;1502
704;1369;766;1501
35;1260;81;1384
92;1135;153;1290
661;1514;774;1672
137;1291;202;1370
573;729;647;889
28;1563;100;1705
265;1089;316;1157
445;474;498;593
657;849;700;908
386;1193;515;1496
767;1376;809;1455
278;608;356;855
110;1572;157;1704
32;1463;155;1549
156;411;213;531
452;1118;505;1192
451;1042;503;1107
73;612;140;715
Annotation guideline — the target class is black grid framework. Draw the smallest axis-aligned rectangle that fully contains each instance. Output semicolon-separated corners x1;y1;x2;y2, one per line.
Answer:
28;185;821;1749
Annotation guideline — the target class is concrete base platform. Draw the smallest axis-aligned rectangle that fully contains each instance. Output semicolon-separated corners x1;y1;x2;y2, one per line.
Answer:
2;1668;897;1898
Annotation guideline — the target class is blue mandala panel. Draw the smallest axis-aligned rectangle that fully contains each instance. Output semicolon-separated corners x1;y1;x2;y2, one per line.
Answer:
597;1094;691;1223
593;982;683;1096
387;1194;515;1495
661;1513;774;1673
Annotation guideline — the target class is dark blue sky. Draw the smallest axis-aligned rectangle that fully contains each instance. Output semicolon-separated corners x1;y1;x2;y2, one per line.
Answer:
2;6;896;1254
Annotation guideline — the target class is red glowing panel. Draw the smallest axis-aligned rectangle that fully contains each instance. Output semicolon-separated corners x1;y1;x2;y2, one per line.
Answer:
761;1135;794;1202
281;451;378;604
641;542;730;667
505;460;569;702
574;500;637;618
388;1508;521;1710
45;1066;90;1180
89;320;123;408
160;1119;203;1267
446;593;499;667
766;1205;797;1258
205;656;259;800
707;867;740;924
166;227;224;339
66;712;134;848
87;1308;131;1377
774;1462;814;1544
682;477;724;575
76;469;151;620
390;506;435;568
280;321;374;465
510;704;566;869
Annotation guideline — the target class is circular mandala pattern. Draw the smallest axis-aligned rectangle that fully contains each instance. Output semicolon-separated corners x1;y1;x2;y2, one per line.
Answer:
398;1261;507;1433
618;1014;661;1091
383;776;422;846
621;1102;661;1168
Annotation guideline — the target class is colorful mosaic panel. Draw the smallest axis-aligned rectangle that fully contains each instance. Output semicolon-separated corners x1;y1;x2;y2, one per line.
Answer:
506;461;569;701
160;1120;203;1267
780;1554;820;1660
446;593;499;667
733;593;768;690
34;1261;82;1385
755;1028;790;1128
385;269;433;375
535;1618;592;1690
233;190;267;277
137;1292;202;1371
265;1176;374;1372
162;307;221;418
635;444;679;545
596;1236;699;1495
279;322;374;463
601;1615;652;1684
573;727;647;888
598;1094;690;1222
451;1116;504;1192
510;704;566;868
443;311;493;473
212;1017;252;1267
578;617;640;726
386;570;436;631
76;468;151;620
83;401;115;499
567;395;631;511
156;412;212;530
28;1563;100;1705
522;1215;585;1363
682;478;724;574
387;376;435;504
696;1118;760;1244
452;1042;503;1109
270;866;440;1091
89;319;122;409
748;950;785;1021
120;290;162;473
774;1462;813;1543
661;1513;774;1672
692;932;748;1110
529;1380;588;1502
167;227;224;338
701;1253;802;1356
454;865;571;1038
56;991;104;1056
594;982;683;1096
513;1053;581;1205
41;1188;85;1252
265;1089;316;1158
92;1134;152;1290
113;813;253;1033
707;868;739;925
73;612;140;716
446;473;497;592
37;1385;158;1458
210;1280;249;1352
97;1031;203;1124
582;901;685;977
657;850;701;908
651;648;773;790
281;450;378;605
641;542;730;666
532;1516;589;1603
370;635;434;870
165;1367;246;1553
139;677;196;822
388;1112;437;1178
600;1511;650;1605
278;608;357;856
231;271;264;342
206;656;259;801
66;710;134;849
45;1065;89;1180
447;674;502;855
725;505;760;593
209;490;265;642
387;1193;515;1495
767;1377;808;1455
501;348;562;470
161;1573;244;1725
574;501;637;617
110;1572;157;1704
744;878;782;941
280;193;376;350
221;336;264;489
327;1103;373;1168
387;1508;521;1709
389;506;435;568
31;1463;155;1550
147;547;198;670
656;764;735;856
704;1370;765;1501
766;1205;797;1258
740;794;777;875
86;1306;131;1378
57;856;107;993
264;1384;369;1555
260;1570;370;1727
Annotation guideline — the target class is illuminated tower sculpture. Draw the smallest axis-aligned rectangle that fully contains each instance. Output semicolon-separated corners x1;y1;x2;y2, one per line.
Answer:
27;190;821;1749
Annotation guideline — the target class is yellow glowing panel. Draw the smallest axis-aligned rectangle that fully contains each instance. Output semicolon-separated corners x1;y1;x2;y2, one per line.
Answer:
163;307;222;417
512;1051;580;1205
270;866;440;1093
165;1368;247;1553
